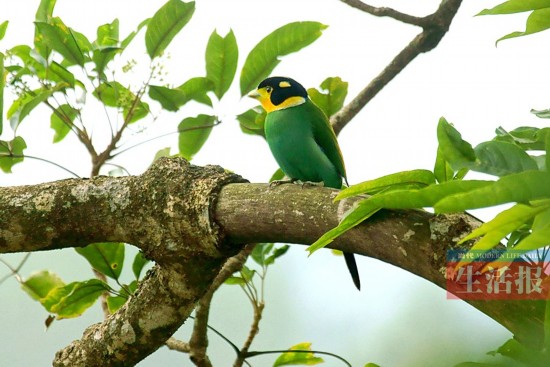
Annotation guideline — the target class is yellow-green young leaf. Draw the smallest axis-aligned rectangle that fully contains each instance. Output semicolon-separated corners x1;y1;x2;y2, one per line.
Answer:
224;276;246;286
0;136;27;173
42;279;108;319
21;270;65;301
240;21;327;96
336;169;435;200
50;104;78;143
308;77;348;118
145;0;195;59
435;171;550;212
273;342;324;366
206;29;238;99
513;208;550;250
0;21;8;40
178;114;216;160
496;8;550;44
436;117;476;171
75;242;125;280
478;0;550;15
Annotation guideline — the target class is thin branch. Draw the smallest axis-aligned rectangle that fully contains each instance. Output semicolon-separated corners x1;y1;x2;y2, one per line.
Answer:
188;245;254;366
0;154;80;178
332;0;463;134
339;0;428;27
165;337;191;353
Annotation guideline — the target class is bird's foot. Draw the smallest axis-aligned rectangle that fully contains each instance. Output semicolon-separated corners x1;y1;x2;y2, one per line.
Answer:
269;178;298;188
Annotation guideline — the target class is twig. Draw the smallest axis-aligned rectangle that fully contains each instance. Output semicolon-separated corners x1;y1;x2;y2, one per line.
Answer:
165;337;191;353
332;0;463;134
340;0;428;27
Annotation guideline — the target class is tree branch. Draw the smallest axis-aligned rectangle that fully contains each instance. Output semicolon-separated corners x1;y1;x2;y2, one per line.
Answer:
339;0;428;27
332;0;463;134
1;159;544;364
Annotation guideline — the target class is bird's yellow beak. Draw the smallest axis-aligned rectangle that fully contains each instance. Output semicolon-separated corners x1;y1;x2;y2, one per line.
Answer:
248;90;261;99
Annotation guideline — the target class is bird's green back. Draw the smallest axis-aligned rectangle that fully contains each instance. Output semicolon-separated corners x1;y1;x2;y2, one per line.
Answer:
265;99;347;188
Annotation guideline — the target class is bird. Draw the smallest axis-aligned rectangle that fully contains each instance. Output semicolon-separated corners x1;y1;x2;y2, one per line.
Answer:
248;76;361;290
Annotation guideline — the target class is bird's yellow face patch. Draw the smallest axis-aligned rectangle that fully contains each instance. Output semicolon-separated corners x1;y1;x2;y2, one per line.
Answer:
248;85;306;113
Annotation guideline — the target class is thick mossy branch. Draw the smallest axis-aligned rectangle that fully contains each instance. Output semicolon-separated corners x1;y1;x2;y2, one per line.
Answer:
214;183;545;346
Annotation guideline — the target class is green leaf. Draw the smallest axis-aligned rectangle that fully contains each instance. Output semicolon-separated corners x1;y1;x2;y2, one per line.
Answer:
50;104;78;143
132;251;150;279
48;61;75;87
178;114;216;160
495;125;550;150
8;89;53;130
0;52;4;135
148;85;189;111
478;0;550;15
145;0;195;59
92;19;120;78
240;21;327;96
251;243;274;266
93;81;149;123
121;18;149;50
35;0;56;22
177;77;214;106
42;279;108;319
0;136;27;173
205;29;238;99
21;270;65;301
265;245;290;266
240;265;255;282
496;8;550;44
35;19;86;66
75;242;125;280
237;108;265;137
270;168;285;182
435;171;550;212
224;276;246;285
437;117;476;170
336;169;436;200
0;21;8;40
273;342;324;366
149;78;213;111
307;77;348;118
308;199;379;254
34;0;56;59
106;294;127;314
473;141;538;176
434;146;456;183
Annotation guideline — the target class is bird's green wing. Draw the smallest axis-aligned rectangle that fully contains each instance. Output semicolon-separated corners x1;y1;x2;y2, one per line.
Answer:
304;100;347;183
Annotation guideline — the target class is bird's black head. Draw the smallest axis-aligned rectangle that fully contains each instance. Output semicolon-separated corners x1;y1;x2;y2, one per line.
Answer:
250;76;309;112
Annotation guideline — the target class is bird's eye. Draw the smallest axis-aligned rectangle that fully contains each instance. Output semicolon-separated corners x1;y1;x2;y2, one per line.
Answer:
266;86;273;93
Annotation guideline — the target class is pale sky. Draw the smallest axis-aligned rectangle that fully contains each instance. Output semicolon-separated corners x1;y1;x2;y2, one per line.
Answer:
1;1;549;366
